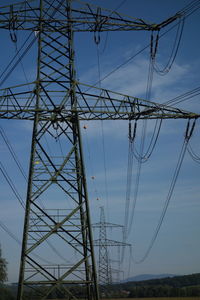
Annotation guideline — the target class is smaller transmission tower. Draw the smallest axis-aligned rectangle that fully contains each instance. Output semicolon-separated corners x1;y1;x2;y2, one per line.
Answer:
93;207;112;286
93;207;131;291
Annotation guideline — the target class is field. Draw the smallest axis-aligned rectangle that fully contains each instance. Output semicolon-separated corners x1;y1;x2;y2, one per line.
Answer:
103;298;200;300
51;298;200;300
104;298;200;300
50;298;200;300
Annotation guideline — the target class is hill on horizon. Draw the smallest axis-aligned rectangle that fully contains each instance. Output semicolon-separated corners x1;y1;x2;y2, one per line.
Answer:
125;273;176;282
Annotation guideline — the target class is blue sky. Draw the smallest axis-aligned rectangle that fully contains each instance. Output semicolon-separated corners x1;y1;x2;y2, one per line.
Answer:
0;0;200;283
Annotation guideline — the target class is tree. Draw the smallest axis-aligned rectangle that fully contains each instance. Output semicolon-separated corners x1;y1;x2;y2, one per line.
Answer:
0;246;7;283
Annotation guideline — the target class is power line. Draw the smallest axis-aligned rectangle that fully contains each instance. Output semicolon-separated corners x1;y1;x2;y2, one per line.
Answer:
0;219;21;245
122;41;163;252
0;219;53;265
0;161;25;209
133;119;196;263
0;0;62;88
122;0;200;258
82;125;100;201
85;0;200;91
165;86;200;106
154;17;185;75
187;141;200;164
96;42;110;220
98;0;128;54
112;0;128;13
0;126;71;264
0;126;27;181
133;120;163;162
126;30;159;236
0;33;36;88
0;31;34;87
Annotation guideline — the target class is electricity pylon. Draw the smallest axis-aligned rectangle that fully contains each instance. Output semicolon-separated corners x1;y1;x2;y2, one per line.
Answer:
93;207;113;286
0;1;199;299
93;207;131;292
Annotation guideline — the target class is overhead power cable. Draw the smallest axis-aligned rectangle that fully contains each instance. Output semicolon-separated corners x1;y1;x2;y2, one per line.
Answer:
0;219;53;265
122;36;161;255
122;119;163;253
0;126;27;181
165;86;200;106
0;0;65;181
126;30;160;237
0;128;57;265
95;39;110;220
123;28;162;254
98;0;128;54
133;120;163;162
178;0;200;18
0;32;36;88
0;219;21;245
111;0;128;13
0;31;33;86
122;0;200;256
0;0;62;88
0;161;25;209
86;0;200;91
123;131;134;247
0;126;71;264
0;157;70;263
187;141;200;164
154;17;185;76
82;126;99;201
133;119;196;263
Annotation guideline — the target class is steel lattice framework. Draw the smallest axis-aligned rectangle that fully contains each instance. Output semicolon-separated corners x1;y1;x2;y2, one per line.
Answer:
93;207;113;287
93;207;130;289
0;0;199;299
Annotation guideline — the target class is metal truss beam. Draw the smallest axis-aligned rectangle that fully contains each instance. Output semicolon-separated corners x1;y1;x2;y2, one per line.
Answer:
0;82;199;121
0;0;181;32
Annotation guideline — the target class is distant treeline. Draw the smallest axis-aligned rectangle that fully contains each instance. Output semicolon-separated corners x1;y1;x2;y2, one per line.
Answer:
121;273;200;298
125;273;200;288
125;284;200;298
1;273;200;299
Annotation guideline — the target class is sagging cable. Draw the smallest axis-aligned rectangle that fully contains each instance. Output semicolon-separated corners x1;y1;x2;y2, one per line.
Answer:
133;119;196;264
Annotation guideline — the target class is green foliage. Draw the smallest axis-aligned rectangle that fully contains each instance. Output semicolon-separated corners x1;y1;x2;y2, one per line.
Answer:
124;273;200;289
0;257;7;283
123;273;200;298
0;286;15;300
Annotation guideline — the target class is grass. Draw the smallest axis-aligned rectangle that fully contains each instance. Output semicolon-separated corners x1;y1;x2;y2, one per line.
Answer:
103;298;200;300
18;296;200;300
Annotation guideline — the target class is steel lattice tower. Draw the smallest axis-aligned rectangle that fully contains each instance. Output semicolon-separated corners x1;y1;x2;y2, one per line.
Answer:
0;1;199;299
93;207;131;291
94;207;113;286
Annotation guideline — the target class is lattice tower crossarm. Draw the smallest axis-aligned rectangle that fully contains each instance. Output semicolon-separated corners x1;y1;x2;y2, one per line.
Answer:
0;1;199;300
0;0;182;32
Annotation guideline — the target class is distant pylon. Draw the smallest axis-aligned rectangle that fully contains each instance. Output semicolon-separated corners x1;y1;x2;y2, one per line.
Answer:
95;207;112;286
93;207;131;288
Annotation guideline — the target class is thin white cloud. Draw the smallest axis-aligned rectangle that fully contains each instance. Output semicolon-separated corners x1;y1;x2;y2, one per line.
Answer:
79;53;200;141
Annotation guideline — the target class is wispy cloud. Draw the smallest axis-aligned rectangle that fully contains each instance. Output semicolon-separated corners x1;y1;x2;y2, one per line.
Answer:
79;52;200;141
